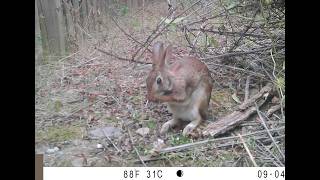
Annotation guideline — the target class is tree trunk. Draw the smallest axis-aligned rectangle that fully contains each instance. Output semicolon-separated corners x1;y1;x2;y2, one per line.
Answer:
80;0;88;26
55;0;66;55
39;0;58;55
142;0;145;33
72;0;84;48
35;0;43;64
63;0;75;50
37;0;49;54
92;0;97;32
38;0;66;56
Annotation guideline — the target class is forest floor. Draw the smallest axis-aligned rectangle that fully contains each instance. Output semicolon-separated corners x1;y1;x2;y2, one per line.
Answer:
35;1;285;167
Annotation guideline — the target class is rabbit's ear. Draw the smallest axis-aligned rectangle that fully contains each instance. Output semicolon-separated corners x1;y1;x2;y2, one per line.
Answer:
152;42;165;67
164;44;172;65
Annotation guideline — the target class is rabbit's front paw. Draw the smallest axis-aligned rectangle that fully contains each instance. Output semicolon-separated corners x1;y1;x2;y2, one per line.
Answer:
160;120;174;135
182;123;197;136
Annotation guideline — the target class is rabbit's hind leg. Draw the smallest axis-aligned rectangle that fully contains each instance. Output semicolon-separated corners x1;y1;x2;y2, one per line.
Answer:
182;86;209;136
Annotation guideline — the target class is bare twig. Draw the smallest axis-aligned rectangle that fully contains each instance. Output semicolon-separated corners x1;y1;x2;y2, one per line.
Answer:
255;103;285;160
95;47;151;64
160;126;284;153
201;45;284;60
207;62;266;78
266;104;281;117
130;6;178;60
102;129;121;154
256;140;284;166
132;0;202;60
244;75;251;102
58;50;80;62
77;24;94;39
237;133;258;167
126;126;147;167
109;15;151;52
134;156;166;164
190;28;269;38
61;96;108;121
229;9;259;52
239;83;272;110
186;4;241;26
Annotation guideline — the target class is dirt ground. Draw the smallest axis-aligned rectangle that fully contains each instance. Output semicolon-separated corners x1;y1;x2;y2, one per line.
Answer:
35;0;285;167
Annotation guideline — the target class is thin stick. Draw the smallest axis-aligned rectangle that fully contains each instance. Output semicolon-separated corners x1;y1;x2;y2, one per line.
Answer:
266;104;281;117
77;24;94;39
95;47;150;64
207;62;265;78
132;0;202;60
255;103;285;160
102;129;121;153
160;126;284;153
244;75;251;102
189;29;269;38
58;50;80;62
201;45;284;60
192;22;206;47
229;9;259;52
237;133;258;167
109;15;150;52
256;140;284;166
127;126;147;167
62;96;108;121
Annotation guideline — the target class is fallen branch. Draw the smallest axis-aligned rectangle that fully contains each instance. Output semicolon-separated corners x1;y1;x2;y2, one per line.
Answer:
202;83;273;137
238;83;273;110
266;104;281;117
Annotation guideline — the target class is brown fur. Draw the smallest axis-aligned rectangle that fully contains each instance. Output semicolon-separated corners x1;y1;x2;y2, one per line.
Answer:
146;42;213;136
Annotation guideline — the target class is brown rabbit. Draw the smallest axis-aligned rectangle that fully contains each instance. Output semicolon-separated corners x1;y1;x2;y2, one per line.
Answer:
146;41;213;136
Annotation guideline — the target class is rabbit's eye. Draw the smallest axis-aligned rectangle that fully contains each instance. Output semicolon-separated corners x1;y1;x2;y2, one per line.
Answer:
156;77;162;84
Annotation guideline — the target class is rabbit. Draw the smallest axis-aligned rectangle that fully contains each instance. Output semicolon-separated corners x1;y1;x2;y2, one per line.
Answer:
146;41;213;136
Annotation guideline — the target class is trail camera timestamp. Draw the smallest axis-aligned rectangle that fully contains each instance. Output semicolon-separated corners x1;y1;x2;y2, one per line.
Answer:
123;169;163;179
257;169;285;179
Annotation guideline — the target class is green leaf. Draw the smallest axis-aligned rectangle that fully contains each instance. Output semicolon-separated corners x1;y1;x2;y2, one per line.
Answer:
147;119;156;129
